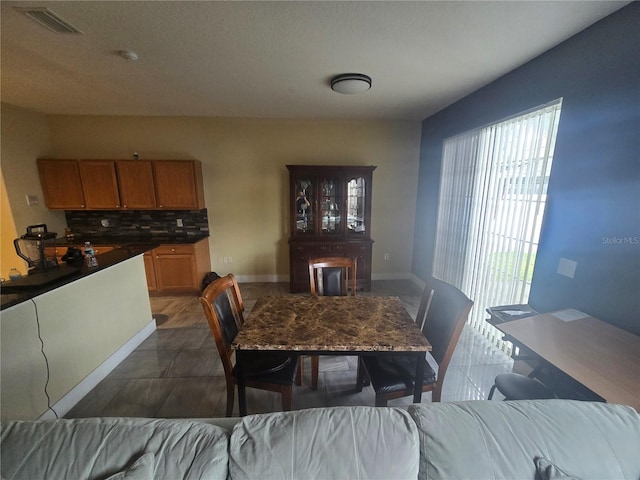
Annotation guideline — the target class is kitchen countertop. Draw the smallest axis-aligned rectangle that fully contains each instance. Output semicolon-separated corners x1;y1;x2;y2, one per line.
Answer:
1;244;157;310
55;234;209;246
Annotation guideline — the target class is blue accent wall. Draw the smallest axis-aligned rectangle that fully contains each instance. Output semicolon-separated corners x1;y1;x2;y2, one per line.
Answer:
413;4;639;334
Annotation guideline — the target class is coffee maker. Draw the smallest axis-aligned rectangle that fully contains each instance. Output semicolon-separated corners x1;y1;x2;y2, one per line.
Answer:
14;224;59;274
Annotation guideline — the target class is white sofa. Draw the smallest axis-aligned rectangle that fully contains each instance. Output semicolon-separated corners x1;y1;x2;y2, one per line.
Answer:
2;400;639;479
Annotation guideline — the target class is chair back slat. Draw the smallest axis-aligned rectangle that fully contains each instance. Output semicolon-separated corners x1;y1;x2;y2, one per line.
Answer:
308;257;357;296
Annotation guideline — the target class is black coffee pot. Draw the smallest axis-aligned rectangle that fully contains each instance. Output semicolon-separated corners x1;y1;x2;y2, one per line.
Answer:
62;246;84;266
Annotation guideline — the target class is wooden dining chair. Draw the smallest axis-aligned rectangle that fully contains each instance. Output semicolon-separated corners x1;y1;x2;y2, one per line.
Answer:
303;257;357;389
356;277;473;406
200;273;299;416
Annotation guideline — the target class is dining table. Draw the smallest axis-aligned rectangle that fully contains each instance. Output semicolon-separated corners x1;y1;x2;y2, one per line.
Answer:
231;295;432;416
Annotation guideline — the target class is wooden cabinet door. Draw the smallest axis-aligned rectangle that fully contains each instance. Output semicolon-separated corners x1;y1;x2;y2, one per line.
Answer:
37;159;86;209
79;160;121;209
153;245;198;292
153;160;205;209
289;244;315;292
342;242;372;291
143;252;158;292
155;254;197;291
116;160;156;209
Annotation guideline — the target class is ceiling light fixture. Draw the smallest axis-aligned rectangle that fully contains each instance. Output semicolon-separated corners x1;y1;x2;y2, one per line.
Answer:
118;50;139;61
330;73;372;94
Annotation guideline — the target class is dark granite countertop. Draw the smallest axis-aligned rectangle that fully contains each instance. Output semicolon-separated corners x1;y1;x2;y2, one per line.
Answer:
1;244;157;310
54;234;208;247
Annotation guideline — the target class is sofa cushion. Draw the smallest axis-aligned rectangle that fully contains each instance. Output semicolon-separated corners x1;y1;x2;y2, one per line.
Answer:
408;400;640;480
229;406;419;480
0;417;229;480
534;456;581;480
104;452;155;480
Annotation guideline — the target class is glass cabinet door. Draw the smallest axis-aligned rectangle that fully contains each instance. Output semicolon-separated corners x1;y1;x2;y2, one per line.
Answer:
320;177;341;235
294;179;314;234
347;177;366;235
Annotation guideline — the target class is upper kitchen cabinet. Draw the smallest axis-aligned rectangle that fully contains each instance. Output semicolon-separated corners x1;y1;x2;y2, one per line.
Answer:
115;160;156;209
153;160;205;210
37;159;86;209
78;160;121;209
38;159;205;211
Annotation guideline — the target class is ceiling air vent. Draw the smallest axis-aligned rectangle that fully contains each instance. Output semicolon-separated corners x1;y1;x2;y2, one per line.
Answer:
17;7;83;34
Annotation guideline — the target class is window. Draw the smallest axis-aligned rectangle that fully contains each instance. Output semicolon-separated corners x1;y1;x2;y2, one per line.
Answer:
432;100;562;351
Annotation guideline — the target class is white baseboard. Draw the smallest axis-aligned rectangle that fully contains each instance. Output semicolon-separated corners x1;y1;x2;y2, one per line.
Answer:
234;272;427;289
233;274;289;283
38;319;157;420
407;273;426;289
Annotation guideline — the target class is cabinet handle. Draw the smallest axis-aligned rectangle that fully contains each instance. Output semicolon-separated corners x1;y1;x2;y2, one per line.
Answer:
160;204;164;208
156;256;159;259
116;204;120;208
81;204;85;208
171;248;175;253
123;204;128;208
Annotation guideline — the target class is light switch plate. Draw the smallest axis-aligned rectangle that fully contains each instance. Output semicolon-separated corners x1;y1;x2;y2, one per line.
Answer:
557;257;577;279
26;194;39;206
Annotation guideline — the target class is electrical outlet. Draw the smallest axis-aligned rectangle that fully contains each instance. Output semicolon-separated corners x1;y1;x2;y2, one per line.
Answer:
557;257;577;279
384;253;390;261
100;219;110;227
176;218;183;227
25;194;39;206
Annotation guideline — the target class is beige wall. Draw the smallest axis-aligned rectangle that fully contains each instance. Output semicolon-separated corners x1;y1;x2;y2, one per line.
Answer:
44;116;421;279
1;255;153;420
0;103;66;277
0;108;421;279
1;171;19;279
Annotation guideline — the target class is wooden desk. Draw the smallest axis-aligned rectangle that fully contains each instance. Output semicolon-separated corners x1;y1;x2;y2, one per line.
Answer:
497;311;640;411
232;295;432;415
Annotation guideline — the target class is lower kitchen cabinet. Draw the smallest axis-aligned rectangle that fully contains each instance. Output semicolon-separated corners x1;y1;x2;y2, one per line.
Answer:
144;238;211;295
143;252;158;293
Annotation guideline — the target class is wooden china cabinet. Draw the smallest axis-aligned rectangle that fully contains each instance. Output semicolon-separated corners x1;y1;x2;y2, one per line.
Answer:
287;165;376;292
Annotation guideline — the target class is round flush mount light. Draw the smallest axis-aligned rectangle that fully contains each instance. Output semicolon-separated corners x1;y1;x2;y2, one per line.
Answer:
118;50;139;61
330;73;372;94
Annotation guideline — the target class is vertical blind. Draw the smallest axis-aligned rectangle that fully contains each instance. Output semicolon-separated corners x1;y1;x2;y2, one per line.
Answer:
433;100;562;352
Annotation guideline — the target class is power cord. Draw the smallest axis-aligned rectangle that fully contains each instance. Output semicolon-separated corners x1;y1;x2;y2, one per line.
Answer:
29;298;59;419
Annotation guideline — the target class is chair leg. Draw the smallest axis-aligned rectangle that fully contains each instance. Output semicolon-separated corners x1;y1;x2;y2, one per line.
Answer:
432;384;442;402
375;393;388;407
295;356;303;386
355;358;366;392
226;380;235;417
311;355;319;390
281;386;293;411
356;356;371;386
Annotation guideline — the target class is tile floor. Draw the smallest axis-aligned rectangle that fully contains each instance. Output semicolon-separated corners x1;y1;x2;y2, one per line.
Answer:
66;280;513;418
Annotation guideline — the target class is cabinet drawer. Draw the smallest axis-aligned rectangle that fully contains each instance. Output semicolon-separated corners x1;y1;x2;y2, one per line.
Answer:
154;244;195;255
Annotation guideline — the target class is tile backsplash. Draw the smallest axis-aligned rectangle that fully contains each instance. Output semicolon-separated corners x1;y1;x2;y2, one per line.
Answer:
65;209;209;238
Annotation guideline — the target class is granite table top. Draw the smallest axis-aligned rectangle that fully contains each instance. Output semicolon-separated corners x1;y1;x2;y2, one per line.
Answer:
232;295;432;353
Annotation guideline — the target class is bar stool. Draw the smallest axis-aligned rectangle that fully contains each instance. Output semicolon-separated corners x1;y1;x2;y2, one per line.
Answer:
488;373;556;400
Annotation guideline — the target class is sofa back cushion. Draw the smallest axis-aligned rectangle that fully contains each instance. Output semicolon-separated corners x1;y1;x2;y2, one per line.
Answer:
229;406;419;480
0;417;229;480
408;400;640;480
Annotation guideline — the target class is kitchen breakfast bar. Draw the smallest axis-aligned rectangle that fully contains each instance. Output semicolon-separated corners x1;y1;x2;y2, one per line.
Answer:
1;246;156;420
